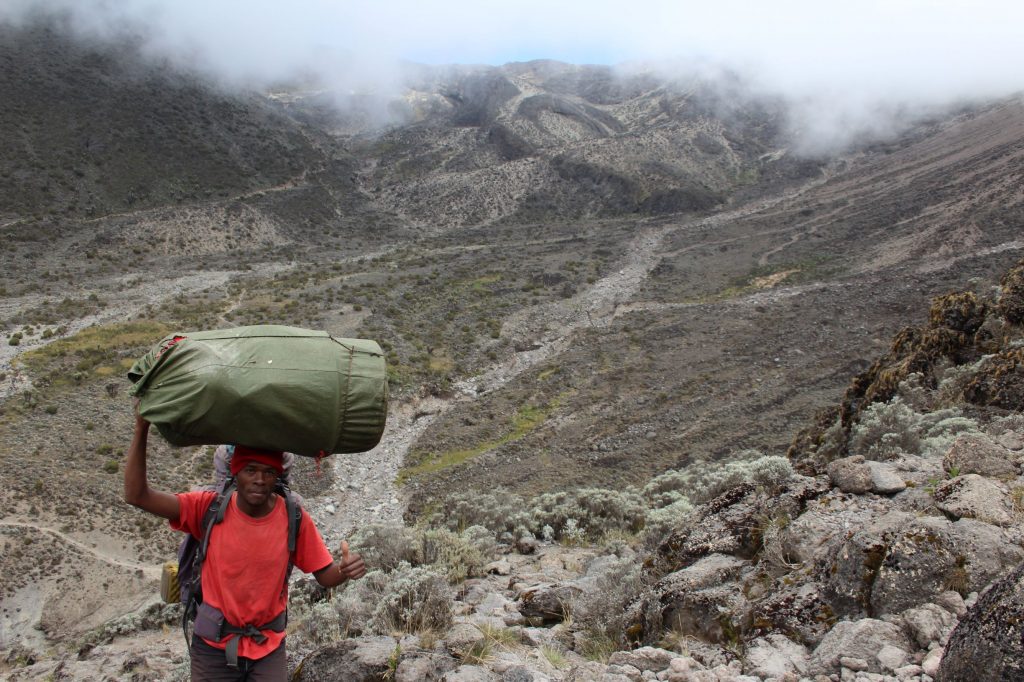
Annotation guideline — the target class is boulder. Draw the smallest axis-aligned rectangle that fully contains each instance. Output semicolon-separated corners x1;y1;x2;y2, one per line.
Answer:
818;512;1023;618
515;583;581;625
933;474;1013;526
867;461;907;495
942;434;1018;477
395;653;459;682
294;636;398;682
900;603;957;648
634;554;750;644
870;516;1023;615
743;633;810;678
939;560;1024;681
442;665;497;681
827;456;873;494
444;623;486;659
809;618;912;675
748;581;837;646
607;646;675;672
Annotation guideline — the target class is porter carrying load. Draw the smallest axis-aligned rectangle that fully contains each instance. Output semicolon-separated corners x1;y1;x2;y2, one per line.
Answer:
128;325;387;456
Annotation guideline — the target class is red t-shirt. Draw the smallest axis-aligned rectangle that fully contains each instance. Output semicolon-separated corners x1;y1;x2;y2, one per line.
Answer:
171;491;334;660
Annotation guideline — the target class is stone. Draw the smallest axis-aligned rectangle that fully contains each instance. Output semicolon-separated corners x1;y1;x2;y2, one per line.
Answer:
867;461;907;495
749;581;836;646
294;636;398;681
938;559;1024;681
516;583;581;625
876;644;908;671
995;430;1024;451
501;666;542;682
932;591;967;618
604;663;643;681
933;474;1013;526
443;664;497;681
900;603;956;649
828;456;874;494
838;656;869;671
396;653;459;682
867;516;1023;616
942;434;1018;477
445;623;486;658
635;554;750;644
607;647;676;673
921;647;943;677
809;618;912;675
485;559;512;575
743;634;810;679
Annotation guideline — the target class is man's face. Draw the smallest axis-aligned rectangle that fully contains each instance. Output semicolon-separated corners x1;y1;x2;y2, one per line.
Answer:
235;462;279;510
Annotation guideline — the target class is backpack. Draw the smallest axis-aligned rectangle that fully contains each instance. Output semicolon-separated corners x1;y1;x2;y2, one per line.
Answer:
159;446;303;663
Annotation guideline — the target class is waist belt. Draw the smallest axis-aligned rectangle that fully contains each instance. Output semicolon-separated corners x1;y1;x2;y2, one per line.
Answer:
195;602;288;668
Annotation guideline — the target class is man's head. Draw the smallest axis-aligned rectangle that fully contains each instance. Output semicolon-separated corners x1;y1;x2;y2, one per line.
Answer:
231;446;284;514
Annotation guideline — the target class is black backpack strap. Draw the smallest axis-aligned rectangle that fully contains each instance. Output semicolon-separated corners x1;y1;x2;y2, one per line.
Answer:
278;484;302;595
183;478;236;649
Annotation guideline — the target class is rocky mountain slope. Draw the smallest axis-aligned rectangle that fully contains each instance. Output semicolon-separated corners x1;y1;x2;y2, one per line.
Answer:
1;16;1023;681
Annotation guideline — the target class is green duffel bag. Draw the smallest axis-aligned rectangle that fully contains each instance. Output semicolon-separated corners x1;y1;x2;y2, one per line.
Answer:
128;325;387;457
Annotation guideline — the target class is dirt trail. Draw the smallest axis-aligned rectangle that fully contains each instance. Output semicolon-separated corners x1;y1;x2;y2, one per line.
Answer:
0;521;159;577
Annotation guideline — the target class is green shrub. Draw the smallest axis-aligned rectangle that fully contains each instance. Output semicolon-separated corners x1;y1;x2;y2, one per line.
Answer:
569;556;645;657
420;528;487;582
103;459;119;474
335;563;453;636
350;523;421;571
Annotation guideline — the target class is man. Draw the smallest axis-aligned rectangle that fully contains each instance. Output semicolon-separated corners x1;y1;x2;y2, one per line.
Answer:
124;409;365;680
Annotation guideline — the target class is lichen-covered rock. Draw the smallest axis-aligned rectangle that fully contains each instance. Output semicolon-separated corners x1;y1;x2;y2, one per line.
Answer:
748;581;837;646
782;494;882;565
815;511;1023;619
942;434;1018;477
870;516;1022;615
442;664;497;681
818;510;912;617
827;456;873;494
933;474;1013;526
939;560;1024;681
809;618;912;675
633;554;750;645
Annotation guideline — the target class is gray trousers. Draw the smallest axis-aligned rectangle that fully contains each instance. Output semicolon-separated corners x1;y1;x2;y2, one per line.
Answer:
190;636;287;681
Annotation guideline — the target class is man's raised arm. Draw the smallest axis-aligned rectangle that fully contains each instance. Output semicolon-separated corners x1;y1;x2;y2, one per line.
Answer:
124;411;180;520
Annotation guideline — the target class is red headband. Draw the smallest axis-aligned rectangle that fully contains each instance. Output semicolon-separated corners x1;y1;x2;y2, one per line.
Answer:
230;446;285;476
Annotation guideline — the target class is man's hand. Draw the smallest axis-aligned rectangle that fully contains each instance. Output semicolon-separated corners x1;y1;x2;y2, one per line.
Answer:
338;540;366;582
315;539;367;588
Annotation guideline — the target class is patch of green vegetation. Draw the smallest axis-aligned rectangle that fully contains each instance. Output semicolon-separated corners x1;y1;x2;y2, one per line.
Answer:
399;395;567;484
688;256;841;303
6;321;170;414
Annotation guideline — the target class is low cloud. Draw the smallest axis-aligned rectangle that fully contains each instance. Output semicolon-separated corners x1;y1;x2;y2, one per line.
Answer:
4;0;1022;150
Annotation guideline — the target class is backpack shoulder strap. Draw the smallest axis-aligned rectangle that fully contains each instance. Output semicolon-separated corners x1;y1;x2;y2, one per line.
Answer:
183;477;235;649
277;483;303;593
